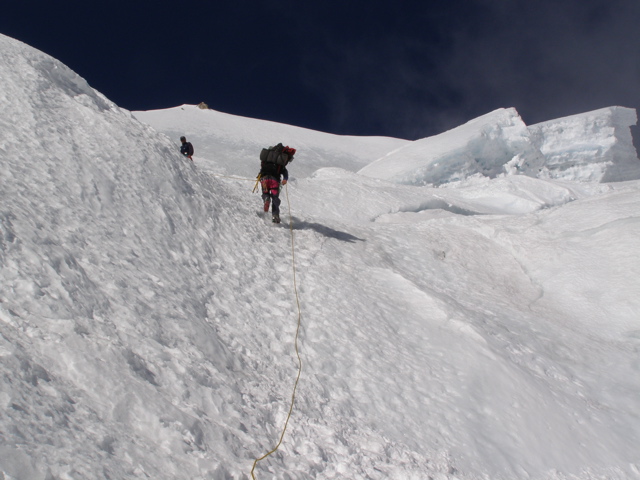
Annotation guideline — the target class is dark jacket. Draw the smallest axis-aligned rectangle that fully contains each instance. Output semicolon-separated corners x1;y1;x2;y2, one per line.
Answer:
260;162;288;182
180;142;194;157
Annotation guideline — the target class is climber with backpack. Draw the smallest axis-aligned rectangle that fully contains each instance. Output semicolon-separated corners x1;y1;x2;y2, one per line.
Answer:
180;136;194;161
257;143;296;223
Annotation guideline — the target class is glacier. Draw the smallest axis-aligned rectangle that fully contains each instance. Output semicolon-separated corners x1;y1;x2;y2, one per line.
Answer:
1;32;640;480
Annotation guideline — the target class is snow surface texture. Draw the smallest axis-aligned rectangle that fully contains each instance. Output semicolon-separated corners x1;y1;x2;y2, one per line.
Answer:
1;32;640;480
358;107;640;186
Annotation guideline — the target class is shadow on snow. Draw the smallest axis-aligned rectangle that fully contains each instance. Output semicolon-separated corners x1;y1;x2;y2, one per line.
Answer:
289;217;365;243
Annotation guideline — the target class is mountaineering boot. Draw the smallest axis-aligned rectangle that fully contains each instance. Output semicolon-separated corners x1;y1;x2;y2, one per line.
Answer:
263;199;270;212
272;214;281;224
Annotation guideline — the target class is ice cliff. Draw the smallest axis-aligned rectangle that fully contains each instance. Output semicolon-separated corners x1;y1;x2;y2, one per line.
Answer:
359;106;640;185
529;106;640;182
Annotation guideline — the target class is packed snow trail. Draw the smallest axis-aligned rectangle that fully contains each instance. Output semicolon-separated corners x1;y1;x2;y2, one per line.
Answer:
250;184;305;480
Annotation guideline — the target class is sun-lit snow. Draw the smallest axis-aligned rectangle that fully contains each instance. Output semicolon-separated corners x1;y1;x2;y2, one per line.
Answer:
133;106;408;180
1;33;640;480
358;106;640;186
358;108;546;185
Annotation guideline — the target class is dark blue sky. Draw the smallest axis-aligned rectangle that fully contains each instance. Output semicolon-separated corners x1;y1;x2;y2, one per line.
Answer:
2;0;639;141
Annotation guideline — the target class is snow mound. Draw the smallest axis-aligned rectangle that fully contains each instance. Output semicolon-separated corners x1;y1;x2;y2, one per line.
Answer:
529;106;640;182
296;168;583;223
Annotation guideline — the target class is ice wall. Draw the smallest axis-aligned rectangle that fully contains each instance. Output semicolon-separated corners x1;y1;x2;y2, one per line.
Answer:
528;106;640;182
359;108;545;186
359;106;640;186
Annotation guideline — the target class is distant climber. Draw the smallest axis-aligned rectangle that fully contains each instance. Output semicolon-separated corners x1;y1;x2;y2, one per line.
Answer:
257;143;296;224
180;136;194;161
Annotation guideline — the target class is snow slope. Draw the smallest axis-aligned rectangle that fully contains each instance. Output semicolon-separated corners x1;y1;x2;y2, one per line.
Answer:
133;106;408;179
1;33;640;480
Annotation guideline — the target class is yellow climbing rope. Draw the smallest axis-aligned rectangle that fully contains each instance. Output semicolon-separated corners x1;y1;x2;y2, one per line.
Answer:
201;169;303;477
252;173;262;193
250;183;304;479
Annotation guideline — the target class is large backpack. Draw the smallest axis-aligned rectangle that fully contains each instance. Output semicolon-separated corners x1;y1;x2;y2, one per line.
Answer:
180;141;194;157
260;143;295;166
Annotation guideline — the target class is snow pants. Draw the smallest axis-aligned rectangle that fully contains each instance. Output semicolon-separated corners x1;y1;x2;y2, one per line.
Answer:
261;177;281;215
